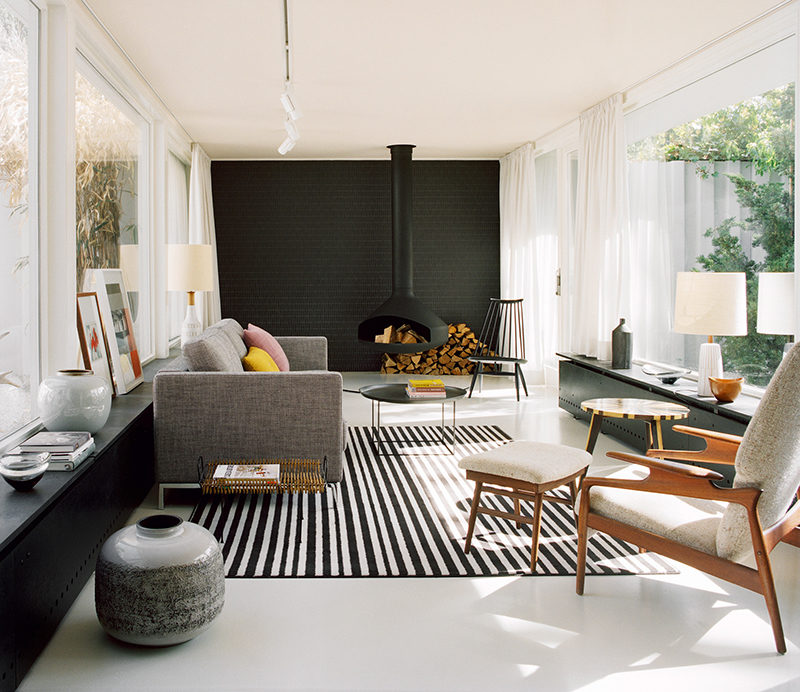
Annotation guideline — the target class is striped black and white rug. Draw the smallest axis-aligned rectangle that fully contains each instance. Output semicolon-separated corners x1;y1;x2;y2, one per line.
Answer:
190;425;676;578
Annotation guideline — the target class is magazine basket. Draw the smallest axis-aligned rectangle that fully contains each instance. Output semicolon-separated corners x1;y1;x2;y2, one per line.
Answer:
198;456;327;495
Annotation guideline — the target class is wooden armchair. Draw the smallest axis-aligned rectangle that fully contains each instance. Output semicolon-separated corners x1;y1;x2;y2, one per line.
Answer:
576;343;800;654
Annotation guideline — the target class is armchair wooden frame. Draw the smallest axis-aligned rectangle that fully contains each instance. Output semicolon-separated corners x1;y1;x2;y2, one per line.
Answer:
576;431;800;654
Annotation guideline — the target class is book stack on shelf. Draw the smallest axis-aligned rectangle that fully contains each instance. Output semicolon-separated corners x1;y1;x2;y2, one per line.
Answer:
15;431;95;471
406;378;447;399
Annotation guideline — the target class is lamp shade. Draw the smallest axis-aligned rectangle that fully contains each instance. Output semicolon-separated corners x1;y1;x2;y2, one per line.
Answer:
167;244;213;293
757;272;796;335
673;272;747;336
119;244;139;291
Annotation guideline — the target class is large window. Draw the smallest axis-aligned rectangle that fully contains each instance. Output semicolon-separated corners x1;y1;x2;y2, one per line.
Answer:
75;62;151;359
0;0;38;438
626;40;795;387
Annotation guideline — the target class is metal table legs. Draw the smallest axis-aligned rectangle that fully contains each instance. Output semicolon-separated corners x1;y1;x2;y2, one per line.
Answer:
370;399;459;455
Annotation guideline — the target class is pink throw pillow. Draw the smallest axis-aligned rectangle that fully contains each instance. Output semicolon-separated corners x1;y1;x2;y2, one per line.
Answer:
243;324;290;371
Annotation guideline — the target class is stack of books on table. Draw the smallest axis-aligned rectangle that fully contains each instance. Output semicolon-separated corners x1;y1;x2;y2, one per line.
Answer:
15;431;96;471
406;378;447;399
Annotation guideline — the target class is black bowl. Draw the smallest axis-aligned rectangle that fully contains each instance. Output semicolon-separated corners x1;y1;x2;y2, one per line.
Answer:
0;454;50;491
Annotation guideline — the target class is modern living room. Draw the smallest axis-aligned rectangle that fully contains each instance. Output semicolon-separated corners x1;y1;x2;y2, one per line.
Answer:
2;1;800;691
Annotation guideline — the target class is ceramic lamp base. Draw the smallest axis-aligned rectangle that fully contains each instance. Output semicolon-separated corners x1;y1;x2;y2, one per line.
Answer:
180;303;202;348
697;341;723;397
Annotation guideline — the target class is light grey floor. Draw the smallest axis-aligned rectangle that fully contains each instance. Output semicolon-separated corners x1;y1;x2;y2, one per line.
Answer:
18;373;800;691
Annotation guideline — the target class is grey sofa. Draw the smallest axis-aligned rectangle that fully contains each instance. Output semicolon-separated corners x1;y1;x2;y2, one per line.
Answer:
153;319;345;505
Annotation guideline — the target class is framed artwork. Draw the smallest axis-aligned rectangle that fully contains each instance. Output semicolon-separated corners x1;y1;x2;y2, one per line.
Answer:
76;291;116;397
83;268;143;394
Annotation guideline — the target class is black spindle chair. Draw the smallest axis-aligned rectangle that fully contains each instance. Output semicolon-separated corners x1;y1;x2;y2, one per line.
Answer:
468;298;528;401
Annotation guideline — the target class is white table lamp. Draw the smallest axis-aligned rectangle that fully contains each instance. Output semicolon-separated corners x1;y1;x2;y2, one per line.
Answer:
757;272;796;356
674;272;747;397
167;244;214;347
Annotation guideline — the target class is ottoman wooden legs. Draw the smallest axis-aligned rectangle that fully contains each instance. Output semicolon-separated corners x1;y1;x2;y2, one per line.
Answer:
463;468;587;572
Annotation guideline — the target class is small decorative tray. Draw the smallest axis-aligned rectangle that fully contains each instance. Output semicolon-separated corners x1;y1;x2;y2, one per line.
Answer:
198;457;327;495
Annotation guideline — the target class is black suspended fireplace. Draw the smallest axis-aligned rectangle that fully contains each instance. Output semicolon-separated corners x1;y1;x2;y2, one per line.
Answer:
357;144;449;353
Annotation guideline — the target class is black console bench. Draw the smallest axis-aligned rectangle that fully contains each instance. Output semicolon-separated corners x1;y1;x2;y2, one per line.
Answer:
0;360;163;692
557;353;759;480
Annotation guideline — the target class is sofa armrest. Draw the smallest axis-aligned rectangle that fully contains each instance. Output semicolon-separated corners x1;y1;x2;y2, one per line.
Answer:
275;336;328;371
154;370;344;483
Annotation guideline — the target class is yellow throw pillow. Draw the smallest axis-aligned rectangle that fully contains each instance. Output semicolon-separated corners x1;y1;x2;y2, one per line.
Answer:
242;346;280;372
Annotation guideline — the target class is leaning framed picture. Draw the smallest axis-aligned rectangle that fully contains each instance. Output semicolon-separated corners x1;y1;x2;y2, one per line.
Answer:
83;268;143;394
76;291;116;397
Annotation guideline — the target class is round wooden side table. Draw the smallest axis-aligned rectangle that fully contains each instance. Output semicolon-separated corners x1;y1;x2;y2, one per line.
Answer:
580;397;690;454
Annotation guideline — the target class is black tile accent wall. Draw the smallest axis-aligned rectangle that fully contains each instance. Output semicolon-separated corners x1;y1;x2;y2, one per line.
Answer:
212;160;500;371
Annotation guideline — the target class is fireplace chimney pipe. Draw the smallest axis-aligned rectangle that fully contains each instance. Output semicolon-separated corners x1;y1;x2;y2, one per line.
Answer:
356;144;448;353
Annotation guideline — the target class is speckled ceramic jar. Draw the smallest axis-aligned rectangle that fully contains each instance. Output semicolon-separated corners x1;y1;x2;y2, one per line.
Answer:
95;514;224;646
37;369;111;433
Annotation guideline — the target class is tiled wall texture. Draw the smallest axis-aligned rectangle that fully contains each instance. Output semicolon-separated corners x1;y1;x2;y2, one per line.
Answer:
212;160;500;371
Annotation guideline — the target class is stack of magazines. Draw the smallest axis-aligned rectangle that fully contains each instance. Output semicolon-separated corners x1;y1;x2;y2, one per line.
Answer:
14;431;96;471
406;378;447;398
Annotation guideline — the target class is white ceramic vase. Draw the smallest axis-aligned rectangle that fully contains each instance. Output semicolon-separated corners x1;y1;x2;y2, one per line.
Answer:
95;514;225;646
37;369;112;433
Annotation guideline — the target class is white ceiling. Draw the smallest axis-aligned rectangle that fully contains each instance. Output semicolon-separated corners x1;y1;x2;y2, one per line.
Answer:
85;0;785;160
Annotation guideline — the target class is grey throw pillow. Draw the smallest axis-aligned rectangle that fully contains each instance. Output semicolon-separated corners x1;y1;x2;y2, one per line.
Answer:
183;328;244;372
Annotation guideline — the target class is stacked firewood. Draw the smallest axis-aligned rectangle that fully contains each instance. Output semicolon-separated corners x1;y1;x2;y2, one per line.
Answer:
380;323;492;375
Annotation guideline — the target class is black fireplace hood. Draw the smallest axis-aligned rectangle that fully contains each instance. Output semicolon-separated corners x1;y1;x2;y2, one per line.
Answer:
357;144;449;353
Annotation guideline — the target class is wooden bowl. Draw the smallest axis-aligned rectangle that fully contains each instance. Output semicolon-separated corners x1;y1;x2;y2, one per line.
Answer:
708;377;743;403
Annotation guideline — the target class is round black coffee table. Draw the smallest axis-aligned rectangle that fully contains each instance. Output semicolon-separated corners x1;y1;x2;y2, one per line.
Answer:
359;384;467;455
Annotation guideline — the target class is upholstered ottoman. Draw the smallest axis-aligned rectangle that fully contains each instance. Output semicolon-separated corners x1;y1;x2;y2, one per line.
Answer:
458;441;591;572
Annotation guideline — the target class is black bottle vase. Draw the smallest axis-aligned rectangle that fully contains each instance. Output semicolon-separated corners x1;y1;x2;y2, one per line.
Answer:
611;318;632;369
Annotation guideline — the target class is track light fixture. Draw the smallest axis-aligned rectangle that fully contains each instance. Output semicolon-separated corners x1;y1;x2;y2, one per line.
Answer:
277;136;296;155
280;89;302;121
277;0;301;155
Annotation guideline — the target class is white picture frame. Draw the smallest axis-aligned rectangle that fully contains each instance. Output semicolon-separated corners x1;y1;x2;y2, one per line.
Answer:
83;269;143;394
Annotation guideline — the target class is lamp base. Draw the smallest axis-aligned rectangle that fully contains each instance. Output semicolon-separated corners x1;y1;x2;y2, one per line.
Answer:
697;341;723;396
180;303;202;348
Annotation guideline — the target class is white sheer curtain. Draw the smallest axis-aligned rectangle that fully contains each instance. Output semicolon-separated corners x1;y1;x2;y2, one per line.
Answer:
188;143;222;328
500;143;558;384
570;94;631;360
167;153;190;346
627;160;683;364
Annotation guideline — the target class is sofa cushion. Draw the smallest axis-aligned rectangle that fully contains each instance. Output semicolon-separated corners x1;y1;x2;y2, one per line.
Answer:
217;318;246;358
243;324;290;371
242;346;280;372
183;327;244;372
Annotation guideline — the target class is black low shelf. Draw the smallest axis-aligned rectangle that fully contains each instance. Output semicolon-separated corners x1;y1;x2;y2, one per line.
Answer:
557;353;757;483
0;359;164;692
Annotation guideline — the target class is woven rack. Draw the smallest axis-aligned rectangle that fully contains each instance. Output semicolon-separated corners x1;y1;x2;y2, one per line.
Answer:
198;457;327;495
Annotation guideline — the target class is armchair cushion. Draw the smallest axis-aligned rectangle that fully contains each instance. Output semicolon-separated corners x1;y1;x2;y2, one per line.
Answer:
587;484;723;557
717;343;800;562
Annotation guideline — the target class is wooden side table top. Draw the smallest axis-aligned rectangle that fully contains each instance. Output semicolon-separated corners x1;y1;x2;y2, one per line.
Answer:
580;397;690;421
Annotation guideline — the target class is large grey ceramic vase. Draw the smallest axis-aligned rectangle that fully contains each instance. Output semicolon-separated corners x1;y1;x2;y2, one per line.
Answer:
95;514;224;646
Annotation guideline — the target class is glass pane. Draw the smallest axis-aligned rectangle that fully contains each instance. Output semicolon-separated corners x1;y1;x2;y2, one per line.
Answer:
628;84;795;387
75;70;147;352
0;1;36;436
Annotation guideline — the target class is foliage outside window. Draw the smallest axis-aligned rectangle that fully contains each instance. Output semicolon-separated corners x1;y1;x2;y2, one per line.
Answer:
75;69;147;353
0;1;36;436
628;84;795;386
